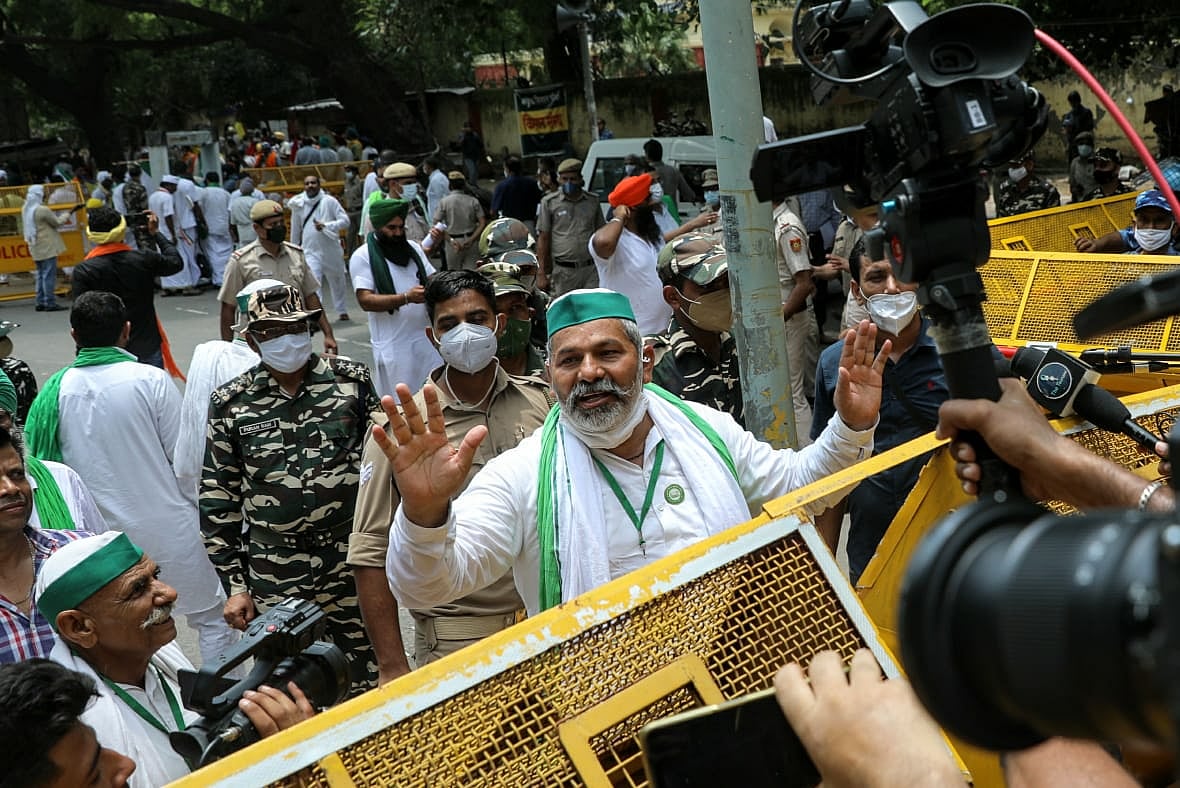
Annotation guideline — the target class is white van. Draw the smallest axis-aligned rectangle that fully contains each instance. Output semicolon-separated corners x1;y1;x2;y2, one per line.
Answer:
580;136;716;219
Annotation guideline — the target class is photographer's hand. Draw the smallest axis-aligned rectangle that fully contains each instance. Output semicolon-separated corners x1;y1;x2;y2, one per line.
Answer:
938;378;1172;510
146;211;159;235
774;650;964;788
238;681;316;737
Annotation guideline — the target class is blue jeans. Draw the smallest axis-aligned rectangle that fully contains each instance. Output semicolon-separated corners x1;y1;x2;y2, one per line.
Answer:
34;257;58;307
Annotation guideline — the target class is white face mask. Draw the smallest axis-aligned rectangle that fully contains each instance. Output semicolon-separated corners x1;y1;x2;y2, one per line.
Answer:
1008;166;1028;183
649;183;664;201
1134;225;1173;252
866;291;919;336
559;365;650;450
432;322;498;374
257;330;312;373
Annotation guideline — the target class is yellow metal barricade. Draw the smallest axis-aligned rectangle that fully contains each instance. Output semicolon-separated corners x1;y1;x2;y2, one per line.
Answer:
0;183;86;301
240;161;373;199
989;190;1139;252
172;492;958;786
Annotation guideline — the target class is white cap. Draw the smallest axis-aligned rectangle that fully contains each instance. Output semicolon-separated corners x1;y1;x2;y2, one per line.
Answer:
34;532;145;628
161;174;180;185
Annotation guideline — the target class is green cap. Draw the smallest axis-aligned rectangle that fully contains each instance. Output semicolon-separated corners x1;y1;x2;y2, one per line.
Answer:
657;233;728;287
36;532;145;631
546;289;636;338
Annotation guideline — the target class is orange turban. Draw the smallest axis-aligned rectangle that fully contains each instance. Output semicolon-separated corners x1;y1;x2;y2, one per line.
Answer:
609;173;654;208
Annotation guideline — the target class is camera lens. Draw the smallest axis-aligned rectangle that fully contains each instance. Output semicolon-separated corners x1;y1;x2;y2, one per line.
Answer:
900;500;1169;751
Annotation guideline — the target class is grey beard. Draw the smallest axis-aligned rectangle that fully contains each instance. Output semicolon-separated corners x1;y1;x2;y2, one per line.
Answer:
559;366;643;432
141;603;174;629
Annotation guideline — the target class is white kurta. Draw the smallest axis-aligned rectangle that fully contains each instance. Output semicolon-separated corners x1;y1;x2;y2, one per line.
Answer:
198;186;234;285
387;399;874;616
56;355;226;619
347;243;440;398
229;193;262;249
289;192;352;315
174;339;260;503
30;459;109;533
589;228;672;335
51;638;199;788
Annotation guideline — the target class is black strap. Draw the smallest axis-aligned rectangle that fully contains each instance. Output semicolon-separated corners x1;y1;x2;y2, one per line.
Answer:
301;198;320;235
886;373;937;432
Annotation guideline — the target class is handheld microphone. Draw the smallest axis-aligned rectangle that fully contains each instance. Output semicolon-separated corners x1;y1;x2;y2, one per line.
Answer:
1010;346;1162;452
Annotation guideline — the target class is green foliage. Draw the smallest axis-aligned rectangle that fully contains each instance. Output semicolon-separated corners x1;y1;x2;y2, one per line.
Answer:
593;2;698;77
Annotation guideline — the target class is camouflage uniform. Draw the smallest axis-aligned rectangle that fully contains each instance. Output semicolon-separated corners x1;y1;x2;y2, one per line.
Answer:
995;175;1061;218
649;318;744;426
201;353;380;693
122;178;151;249
1081;181;1132;202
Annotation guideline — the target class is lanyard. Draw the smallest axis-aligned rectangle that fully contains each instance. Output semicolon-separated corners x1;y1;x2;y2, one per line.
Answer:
104;666;187;736
592;440;666;557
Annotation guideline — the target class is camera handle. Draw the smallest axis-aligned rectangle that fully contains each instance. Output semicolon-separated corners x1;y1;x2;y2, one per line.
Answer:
881;174;1021;497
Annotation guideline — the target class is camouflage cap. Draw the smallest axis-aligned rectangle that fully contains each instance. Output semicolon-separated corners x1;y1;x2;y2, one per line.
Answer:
657;233;728;287
495;248;539;270
481;268;529;297
1094;147;1122;165
479;217;535;257
477;261;523;279
700;168;719;188
235;284;322;333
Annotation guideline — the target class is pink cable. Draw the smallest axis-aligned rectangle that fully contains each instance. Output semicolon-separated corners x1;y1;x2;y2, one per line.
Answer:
1034;29;1180;218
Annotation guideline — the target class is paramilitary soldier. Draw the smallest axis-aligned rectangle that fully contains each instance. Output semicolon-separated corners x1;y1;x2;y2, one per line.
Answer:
200;284;380;693
647;233;745;426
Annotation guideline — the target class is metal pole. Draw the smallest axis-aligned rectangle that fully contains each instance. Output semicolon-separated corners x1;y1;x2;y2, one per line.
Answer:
579;22;600;142
698;1;797;447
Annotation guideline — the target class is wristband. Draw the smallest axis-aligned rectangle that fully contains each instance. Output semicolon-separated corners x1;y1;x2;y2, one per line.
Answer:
1138;479;1166;511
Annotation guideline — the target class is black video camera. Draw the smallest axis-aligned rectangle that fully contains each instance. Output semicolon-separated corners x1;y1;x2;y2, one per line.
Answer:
170;597;350;768
899;271;1180;759
126;210;151;228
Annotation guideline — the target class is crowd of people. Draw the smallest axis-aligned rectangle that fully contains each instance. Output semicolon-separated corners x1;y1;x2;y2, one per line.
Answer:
0;107;1177;787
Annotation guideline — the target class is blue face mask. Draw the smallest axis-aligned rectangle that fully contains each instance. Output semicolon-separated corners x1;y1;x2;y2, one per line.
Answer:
704;190;719;207
402;183;419;200
561;181;581;196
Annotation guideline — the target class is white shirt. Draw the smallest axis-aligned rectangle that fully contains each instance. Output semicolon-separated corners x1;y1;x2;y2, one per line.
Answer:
348;242;440;397
362;171;381;202
388;400;873;616
426;169;449;226
112;182;127;215
289;192;350;265
56;353;226;617
229;192;262;245
148;189;175;240
653;205;679;238
29;459;109;533
173;178;199;228
589;227;672;335
52;639;199;788
199;185;232;236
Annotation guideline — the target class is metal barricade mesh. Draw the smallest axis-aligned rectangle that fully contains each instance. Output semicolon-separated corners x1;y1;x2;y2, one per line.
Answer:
989;192;1138;252
265;535;868;788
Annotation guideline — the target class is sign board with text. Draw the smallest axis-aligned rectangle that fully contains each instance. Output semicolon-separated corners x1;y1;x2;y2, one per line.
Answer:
514;84;570;156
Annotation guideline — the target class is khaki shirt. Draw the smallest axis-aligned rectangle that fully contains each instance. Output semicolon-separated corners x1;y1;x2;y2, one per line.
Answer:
536;189;604;263
434;192;484;238
217;240;320;306
348;366;552;616
773;203;810;300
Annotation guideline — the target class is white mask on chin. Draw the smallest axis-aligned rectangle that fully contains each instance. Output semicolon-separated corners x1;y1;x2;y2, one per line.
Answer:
560;366;649;449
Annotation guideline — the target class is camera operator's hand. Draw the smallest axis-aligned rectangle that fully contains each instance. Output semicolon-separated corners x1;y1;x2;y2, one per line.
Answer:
223;592;257;631
1004;738;1138;788
938;378;1173;511
238;681;316;737
774;649;964;788
146;211;159;235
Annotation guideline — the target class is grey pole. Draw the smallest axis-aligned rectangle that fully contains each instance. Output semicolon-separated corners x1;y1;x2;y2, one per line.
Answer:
579;22;600;142
699;0;797;447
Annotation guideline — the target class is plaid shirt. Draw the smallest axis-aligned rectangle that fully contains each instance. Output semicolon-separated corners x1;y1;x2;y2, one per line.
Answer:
0;526;88;664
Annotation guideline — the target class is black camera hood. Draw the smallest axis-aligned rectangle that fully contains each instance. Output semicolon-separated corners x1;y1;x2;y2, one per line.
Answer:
904;4;1035;89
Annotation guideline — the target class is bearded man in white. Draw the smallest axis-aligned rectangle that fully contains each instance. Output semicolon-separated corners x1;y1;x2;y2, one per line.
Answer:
379;288;889;615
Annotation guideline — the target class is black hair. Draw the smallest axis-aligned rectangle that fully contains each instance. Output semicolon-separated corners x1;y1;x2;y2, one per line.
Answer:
206;171;220;184
504;156;523;176
0;659;99;788
86;206;122;233
644;139;663;161
70;291;128;348
424;270;497;322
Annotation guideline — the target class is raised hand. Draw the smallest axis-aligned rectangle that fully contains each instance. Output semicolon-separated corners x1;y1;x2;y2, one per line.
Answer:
372;383;487;526
833;319;890;432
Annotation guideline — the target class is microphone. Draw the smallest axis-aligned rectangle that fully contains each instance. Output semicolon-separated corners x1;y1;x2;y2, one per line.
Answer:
1011;346;1162;452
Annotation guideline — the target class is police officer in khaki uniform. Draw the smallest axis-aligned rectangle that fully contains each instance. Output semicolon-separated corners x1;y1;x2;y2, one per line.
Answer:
348;270;552;682
381;162;429;243
202;284;379;693
535;158;604;296
433;172;486;271
217;199;338;354
773;197;817;446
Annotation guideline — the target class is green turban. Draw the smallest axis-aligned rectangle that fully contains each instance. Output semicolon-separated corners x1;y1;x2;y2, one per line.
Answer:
546;288;637;339
369;198;409;230
0;368;16;416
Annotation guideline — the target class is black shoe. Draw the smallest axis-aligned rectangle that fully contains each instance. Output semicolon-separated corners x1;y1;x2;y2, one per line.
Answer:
338;313;350;322
35;305;45;312
42;305;66;312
